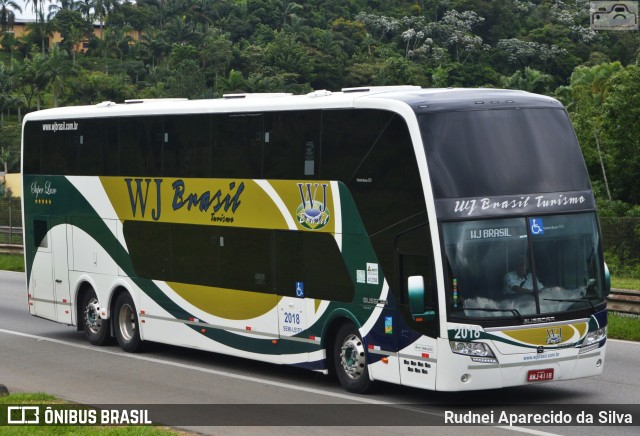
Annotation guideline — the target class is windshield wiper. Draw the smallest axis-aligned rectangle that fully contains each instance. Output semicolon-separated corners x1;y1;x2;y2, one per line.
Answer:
463;307;522;320
542;298;596;313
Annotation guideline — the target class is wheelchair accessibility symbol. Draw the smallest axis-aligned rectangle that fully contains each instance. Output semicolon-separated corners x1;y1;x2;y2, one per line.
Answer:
530;218;544;235
295;282;305;298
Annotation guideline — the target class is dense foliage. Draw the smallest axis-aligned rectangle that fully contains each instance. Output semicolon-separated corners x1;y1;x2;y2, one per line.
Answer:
1;1;639;212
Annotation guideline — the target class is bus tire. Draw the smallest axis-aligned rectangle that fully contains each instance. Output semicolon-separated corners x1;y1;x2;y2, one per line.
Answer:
114;292;142;353
333;323;372;394
81;288;110;346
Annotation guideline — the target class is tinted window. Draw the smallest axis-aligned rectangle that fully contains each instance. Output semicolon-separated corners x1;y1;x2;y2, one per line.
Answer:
263;111;321;179
419;108;590;198
171;223;219;285
23;122;42;174
124;222;354;301
320;109;394;182
321;110;427;296
118;117;163;176
33;219;49;248
77;119;106;175
41;121;78;175
123;221;172;279
125;222;272;292
213;113;263;178
219;227;272;292
348;113;425;235
163;115;211;177
275;230;354;302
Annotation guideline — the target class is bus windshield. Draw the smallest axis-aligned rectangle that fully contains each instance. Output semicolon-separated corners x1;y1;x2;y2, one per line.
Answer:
442;213;605;320
419;108;591;199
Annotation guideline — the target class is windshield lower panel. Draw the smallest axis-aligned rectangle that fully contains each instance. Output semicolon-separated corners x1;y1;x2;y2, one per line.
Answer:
443;213;605;322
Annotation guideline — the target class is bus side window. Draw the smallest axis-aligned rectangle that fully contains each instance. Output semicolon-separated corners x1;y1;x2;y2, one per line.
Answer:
212;113;263;179
163;115;212;177
23;122;42;175
263;111;320;180
274;230;354;302
77;119;105;176
118;117;163;176
33;219;49;249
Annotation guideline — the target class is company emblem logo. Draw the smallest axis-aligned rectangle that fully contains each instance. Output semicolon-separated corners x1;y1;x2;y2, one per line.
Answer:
296;183;330;230
546;327;563;344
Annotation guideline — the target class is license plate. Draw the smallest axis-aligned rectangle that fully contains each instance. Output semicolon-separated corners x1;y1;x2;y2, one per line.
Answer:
527;368;554;382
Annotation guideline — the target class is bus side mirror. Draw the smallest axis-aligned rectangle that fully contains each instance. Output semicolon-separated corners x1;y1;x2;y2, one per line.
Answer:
604;262;610;296
408;275;436;321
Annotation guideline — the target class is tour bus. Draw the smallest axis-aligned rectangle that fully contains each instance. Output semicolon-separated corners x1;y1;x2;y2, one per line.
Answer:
21;86;608;393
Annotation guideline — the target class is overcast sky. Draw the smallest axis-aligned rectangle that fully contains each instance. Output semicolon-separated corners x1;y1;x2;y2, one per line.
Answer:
14;1;36;20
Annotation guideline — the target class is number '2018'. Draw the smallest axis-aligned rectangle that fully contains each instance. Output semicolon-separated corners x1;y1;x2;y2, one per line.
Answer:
454;328;480;339
284;312;301;324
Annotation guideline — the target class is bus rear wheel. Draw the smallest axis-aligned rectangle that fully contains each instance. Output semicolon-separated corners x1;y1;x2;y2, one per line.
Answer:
81;288;110;346
333;323;372;393
114;292;142;352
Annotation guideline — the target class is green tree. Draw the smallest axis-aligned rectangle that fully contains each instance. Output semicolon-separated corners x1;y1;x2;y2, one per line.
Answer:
0;62;19;124
262;30;313;83
565;62;623;201
424;10;489;64
502;67;553;94
166;59;207;98
66;69;134;104
0;0;21;33
199;27;233;89
217;68;246;94
600;65;640;204
13;53;50;110
47;47;73;107
51;8;94;61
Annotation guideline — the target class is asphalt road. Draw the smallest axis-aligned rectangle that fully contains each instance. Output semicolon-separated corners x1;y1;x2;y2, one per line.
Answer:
1;270;638;435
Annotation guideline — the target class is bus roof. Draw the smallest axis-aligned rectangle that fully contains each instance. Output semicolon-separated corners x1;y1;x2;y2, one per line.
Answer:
23;87;562;121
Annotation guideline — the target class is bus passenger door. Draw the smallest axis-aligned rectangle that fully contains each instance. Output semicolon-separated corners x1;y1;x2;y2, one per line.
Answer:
395;224;438;390
50;217;72;324
28;217;71;323
29;217;55;320
277;293;308;356
274;231;310;360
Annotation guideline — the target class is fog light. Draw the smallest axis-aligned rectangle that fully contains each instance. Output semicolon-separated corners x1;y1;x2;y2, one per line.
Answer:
596;359;602;367
461;374;471;383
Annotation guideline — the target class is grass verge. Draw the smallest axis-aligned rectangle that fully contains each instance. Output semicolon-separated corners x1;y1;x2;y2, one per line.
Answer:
0;253;24;272
0;393;183;434
610;276;640;291
607;312;640;341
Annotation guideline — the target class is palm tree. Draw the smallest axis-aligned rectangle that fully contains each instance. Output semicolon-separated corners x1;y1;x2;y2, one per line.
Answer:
48;0;79;20
93;0;117;40
47;46;72;106
25;0;42;23
0;0;21;34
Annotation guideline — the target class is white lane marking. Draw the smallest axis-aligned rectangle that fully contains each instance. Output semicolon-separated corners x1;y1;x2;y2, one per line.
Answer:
0;328;582;434
0;328;387;404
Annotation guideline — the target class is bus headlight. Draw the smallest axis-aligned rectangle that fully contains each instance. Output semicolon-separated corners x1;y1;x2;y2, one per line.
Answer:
579;326;607;354
450;341;497;363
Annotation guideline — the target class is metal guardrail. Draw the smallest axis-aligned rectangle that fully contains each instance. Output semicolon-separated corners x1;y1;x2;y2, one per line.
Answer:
0;226;24;254
0;244;23;254
608;288;640;315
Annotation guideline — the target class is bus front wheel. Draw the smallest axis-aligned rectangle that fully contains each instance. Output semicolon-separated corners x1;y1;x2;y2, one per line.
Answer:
81;288;110;346
114;292;142;352
333;323;372;393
